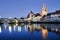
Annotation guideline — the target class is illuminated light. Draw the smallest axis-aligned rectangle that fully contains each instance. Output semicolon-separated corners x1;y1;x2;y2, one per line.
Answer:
41;4;47;16
15;23;18;26
9;26;12;32
56;29;58;32
18;26;21;32
42;28;48;40
0;27;1;33
15;19;18;23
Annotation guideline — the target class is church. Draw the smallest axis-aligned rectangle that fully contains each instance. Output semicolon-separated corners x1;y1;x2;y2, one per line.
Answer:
25;4;60;22
26;4;48;21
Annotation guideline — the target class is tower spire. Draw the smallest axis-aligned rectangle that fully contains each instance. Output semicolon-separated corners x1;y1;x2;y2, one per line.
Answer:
41;4;48;16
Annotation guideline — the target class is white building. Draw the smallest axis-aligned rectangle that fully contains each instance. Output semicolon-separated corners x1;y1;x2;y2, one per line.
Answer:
47;11;60;21
32;16;42;21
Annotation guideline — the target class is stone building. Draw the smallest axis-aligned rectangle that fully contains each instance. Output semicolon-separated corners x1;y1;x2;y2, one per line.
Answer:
26;4;48;21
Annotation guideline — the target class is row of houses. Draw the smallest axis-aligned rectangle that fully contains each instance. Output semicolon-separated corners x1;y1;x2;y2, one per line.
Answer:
25;4;60;22
46;10;60;21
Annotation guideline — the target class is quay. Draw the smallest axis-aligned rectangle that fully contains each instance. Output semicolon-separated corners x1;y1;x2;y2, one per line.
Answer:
0;20;60;24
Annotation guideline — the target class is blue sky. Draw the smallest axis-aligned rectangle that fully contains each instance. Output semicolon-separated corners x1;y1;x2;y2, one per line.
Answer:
0;0;60;18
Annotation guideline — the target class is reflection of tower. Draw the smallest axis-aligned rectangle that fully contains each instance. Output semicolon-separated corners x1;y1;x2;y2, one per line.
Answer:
41;4;47;17
29;11;35;20
0;26;1;33
41;27;48;40
28;24;34;32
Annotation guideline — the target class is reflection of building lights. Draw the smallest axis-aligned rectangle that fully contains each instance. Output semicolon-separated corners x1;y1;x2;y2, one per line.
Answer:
4;22;7;30
14;25;16;31
56;28;58;32
15;19;18;24
0;27;1;33
18;26;21;32
14;24;18;31
42;28;48;40
9;26;12;32
25;25;28;32
15;23;18;26
5;25;7;30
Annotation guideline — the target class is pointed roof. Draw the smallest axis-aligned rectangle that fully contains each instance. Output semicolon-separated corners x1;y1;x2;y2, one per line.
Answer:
27;11;35;18
40;4;48;16
29;11;34;14
42;4;47;12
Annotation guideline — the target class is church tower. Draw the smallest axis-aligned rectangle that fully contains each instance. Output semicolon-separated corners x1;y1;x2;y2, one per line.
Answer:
29;11;35;20
41;4;48;16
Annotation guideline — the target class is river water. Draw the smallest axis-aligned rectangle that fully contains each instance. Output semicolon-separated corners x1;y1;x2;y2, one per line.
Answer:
0;23;60;40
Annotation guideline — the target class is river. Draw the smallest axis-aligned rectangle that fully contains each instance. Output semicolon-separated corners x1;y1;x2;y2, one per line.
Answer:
0;23;60;40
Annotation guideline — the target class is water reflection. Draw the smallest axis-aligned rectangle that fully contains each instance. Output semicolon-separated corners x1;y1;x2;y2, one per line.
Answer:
28;24;48;40
4;24;7;30
0;26;1;33
0;23;60;40
25;25;28;32
0;23;60;33
9;25;12;32
0;24;3;33
41;26;48;40
4;22;7;30
28;24;43;32
18;26;21;32
13;23;18;31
